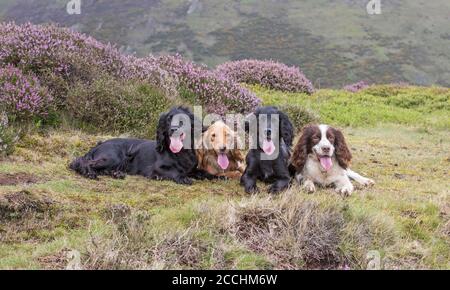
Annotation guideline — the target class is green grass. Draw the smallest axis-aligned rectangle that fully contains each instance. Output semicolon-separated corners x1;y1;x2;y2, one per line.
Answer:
253;84;450;129
0;87;449;269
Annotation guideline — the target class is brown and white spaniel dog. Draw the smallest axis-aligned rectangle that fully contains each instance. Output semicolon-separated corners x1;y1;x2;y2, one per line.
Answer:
196;120;245;179
291;124;374;196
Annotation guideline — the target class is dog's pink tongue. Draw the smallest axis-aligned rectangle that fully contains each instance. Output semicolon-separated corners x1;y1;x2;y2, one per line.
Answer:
320;156;333;171
217;153;229;170
169;137;183;153
263;140;276;156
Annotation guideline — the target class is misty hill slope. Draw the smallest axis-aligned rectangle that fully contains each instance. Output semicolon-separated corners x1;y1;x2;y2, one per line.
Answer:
1;0;449;88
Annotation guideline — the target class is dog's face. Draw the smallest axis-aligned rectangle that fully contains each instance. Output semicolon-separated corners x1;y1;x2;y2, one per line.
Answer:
292;124;352;172
311;125;336;170
204;121;234;153
249;106;293;159
201;120;242;170
157;107;195;153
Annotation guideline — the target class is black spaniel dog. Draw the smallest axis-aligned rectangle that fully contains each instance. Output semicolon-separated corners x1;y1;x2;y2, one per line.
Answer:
70;107;213;185
240;106;294;194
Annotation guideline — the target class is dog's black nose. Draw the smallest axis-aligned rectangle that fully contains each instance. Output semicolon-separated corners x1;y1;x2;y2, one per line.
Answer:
219;146;226;153
322;146;331;153
265;128;272;137
170;127;177;134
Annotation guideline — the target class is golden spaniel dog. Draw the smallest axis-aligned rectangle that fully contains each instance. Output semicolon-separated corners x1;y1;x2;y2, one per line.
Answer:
197;120;245;179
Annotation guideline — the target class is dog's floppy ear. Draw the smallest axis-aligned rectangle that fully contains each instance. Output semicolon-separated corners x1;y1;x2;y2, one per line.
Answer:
231;148;245;163
244;112;257;133
291;125;313;172
156;112;168;153
196;147;206;169
231;132;245;162
279;111;294;147
332;127;352;169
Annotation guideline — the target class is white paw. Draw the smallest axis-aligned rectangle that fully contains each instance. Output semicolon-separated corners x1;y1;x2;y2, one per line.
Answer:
360;177;375;187
303;180;316;193
336;184;354;196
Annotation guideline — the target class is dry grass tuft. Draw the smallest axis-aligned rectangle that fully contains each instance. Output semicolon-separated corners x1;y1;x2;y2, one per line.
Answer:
103;203;132;223
84;210;216;270
0;190;54;220
84;211;152;270
226;191;345;269
151;229;211;269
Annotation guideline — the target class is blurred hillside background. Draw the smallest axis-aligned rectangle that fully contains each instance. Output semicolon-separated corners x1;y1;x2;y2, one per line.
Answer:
0;0;449;88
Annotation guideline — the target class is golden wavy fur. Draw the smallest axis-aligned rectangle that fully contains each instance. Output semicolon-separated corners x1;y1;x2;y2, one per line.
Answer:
196;121;245;179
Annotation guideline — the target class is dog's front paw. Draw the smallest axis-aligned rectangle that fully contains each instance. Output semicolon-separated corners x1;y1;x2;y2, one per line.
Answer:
303;180;316;193
177;177;193;185
245;185;259;194
360;177;375;187
336;184;354;196
268;185;282;194
112;171;126;179
87;173;98;180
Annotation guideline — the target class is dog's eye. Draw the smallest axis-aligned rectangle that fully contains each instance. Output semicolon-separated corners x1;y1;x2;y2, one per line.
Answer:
179;121;184;126
211;134;216;139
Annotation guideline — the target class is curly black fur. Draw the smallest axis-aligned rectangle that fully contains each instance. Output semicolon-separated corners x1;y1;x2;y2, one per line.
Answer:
69;107;215;185
240;106;294;194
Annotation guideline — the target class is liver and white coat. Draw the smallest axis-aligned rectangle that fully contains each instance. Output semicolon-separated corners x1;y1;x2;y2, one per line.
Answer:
291;124;374;196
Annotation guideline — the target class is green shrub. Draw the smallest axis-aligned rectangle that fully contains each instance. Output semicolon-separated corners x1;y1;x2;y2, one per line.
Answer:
362;84;407;97
66;77;173;138
277;104;320;131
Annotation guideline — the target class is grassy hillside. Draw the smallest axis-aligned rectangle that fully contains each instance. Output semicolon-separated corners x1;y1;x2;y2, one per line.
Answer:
255;85;450;129
1;87;449;269
1;0;449;88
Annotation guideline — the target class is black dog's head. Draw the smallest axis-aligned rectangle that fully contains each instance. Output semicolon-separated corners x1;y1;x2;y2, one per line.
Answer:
156;107;197;153
248;106;294;157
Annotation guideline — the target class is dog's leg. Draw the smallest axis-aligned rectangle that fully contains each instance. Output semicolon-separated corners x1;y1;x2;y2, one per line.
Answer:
88;157;115;179
240;159;260;194
268;177;290;194
190;169;225;180
241;173;258;194
334;175;354;196
173;176;193;185
222;171;242;179
346;169;375;186
302;178;316;193
150;167;193;185
70;157;98;179
111;171;126;179
295;172;304;184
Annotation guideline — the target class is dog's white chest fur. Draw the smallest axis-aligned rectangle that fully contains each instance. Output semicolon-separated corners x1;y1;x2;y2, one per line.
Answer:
302;154;346;185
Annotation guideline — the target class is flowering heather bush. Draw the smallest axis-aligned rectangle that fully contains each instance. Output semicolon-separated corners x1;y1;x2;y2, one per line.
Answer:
66;77;173;137
154;55;260;114
119;55;179;98
0;22;259;116
0;22;122;80
343;81;370;93
0;22;175;104
216;59;315;94
0;65;52;119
